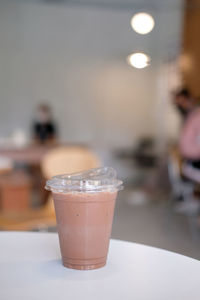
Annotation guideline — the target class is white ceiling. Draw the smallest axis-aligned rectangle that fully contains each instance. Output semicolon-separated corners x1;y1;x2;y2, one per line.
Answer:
7;0;183;63
24;0;183;12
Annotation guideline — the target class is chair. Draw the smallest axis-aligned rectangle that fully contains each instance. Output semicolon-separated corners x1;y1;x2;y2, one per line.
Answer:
0;157;13;174
42;146;101;179
0;171;32;213
168;146;194;201
0;146;100;231
39;145;101;227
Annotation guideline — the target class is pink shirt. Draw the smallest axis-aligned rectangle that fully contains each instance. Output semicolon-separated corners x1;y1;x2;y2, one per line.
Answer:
180;108;200;160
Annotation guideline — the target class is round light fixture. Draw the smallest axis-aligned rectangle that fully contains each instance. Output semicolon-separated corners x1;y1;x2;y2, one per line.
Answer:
131;12;155;34
127;52;150;69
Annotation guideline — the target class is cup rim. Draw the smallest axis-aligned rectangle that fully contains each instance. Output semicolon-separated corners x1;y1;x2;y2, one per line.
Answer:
45;167;123;193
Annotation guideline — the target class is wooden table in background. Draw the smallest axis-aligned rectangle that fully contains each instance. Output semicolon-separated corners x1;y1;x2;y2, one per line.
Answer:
0;144;59;208
0;144;59;165
0;143;87;208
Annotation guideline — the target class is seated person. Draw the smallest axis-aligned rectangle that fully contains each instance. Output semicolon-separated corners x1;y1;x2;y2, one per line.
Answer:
170;89;200;215
174;88;196;120
33;104;57;144
174;88;200;183
180;106;200;182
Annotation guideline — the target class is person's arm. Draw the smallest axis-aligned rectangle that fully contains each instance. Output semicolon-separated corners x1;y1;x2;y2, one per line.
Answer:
180;110;200;159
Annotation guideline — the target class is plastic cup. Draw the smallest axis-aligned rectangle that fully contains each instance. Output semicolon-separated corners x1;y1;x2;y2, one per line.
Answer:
45;167;123;270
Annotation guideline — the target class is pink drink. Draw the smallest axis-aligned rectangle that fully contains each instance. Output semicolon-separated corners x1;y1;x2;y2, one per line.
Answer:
46;167;123;270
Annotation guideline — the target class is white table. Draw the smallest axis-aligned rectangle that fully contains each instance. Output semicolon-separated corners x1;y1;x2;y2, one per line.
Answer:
0;232;199;300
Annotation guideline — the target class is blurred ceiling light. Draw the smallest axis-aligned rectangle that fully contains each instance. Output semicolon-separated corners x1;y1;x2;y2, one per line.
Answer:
131;13;155;34
127;52;150;69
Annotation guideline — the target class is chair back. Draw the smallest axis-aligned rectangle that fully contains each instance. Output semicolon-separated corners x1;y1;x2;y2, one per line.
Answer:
168;148;182;184
168;146;194;199
41;146;101;179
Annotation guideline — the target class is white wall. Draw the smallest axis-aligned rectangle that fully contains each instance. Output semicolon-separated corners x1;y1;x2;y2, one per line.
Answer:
0;0;183;148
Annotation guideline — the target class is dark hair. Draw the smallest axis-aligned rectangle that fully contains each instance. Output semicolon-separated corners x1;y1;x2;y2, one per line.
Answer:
176;88;191;98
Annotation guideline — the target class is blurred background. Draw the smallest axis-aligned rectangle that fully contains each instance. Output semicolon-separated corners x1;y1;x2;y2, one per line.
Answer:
0;0;200;259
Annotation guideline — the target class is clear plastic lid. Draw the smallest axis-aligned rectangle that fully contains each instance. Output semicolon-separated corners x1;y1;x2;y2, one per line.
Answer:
45;167;123;193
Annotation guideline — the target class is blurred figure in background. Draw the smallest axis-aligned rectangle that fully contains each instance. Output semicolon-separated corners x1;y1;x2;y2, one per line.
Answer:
180;101;200;182
33;104;57;144
174;88;197;120
172;88;200;215
174;88;200;166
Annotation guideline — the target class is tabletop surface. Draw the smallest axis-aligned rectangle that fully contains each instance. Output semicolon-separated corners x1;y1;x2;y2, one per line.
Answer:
0;144;86;164
0;232;199;300
0;144;57;164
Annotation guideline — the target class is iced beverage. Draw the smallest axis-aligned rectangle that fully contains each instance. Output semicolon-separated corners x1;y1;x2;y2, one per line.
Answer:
45;167;123;270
